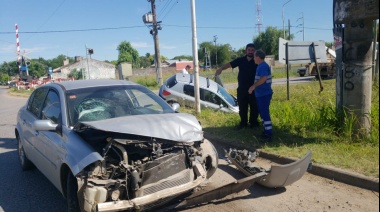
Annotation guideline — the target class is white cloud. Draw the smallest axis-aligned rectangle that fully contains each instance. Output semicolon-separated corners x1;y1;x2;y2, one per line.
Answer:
131;42;150;48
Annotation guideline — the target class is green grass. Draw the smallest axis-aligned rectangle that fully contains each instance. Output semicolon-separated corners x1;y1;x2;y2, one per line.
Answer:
183;79;379;178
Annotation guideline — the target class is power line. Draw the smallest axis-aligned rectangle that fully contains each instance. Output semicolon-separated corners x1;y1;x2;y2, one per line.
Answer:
158;0;180;21
0;24;331;35
0;26;146;34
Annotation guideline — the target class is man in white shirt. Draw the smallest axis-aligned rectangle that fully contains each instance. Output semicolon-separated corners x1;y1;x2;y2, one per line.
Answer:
182;65;191;74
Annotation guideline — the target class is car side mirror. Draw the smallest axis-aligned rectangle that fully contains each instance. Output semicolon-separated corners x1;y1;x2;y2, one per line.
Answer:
33;119;58;131
219;104;224;109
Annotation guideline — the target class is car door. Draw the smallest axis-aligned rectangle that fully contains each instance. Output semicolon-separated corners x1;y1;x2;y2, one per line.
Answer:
201;88;224;111
20;87;49;166
183;84;196;107
35;89;65;188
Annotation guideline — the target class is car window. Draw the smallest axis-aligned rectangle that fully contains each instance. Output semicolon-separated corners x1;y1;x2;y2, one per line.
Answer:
27;87;49;118
217;85;238;107
184;85;194;97
66;85;174;126
202;89;227;107
166;75;177;88
126;89;166;114
41;90;61;124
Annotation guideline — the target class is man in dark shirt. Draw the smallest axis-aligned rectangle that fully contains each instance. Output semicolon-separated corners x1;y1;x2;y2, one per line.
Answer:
215;43;259;129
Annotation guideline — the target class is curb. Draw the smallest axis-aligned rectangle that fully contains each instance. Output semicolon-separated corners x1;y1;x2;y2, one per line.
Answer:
204;133;379;192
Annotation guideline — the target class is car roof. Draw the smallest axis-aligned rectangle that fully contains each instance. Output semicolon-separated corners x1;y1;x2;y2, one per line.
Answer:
51;79;139;91
174;73;219;92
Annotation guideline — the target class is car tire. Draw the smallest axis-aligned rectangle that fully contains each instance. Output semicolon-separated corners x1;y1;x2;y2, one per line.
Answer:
200;139;219;179
299;73;305;77
17;134;34;171
67;172;81;212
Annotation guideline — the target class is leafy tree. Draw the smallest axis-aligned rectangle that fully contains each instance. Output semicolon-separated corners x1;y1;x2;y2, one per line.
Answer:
217;44;233;65
172;55;193;61
0;61;19;77
198;42;215;66
253;27;285;60
47;54;69;69
138;53;154;68
117;41;140;68
68;69;84;80
29;60;46;78
325;42;334;49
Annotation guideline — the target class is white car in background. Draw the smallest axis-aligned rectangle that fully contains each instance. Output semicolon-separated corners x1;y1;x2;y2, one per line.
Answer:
159;73;239;113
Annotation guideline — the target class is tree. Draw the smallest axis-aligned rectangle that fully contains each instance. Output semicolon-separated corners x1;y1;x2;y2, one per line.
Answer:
172;55;193;61
139;54;153;68
0;61;19;77
217;44;233;65
253;27;284;60
68;69;84;80
117;41;140;68
29;60;46;78
198;42;216;66
325;42;334;49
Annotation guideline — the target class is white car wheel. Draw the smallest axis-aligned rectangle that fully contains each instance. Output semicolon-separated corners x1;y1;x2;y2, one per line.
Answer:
17;134;33;170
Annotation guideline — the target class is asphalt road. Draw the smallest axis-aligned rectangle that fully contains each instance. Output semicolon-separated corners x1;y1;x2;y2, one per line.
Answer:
0;85;378;212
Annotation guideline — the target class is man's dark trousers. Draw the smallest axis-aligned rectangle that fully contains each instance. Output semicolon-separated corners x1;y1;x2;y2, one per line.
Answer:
237;89;259;127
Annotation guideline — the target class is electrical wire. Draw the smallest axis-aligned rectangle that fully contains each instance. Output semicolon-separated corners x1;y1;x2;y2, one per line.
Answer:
0;24;331;35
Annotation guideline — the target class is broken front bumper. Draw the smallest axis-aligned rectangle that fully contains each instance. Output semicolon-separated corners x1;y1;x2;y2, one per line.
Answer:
96;163;206;212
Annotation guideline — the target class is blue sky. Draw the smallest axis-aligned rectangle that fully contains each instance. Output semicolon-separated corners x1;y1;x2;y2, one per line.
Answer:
0;0;333;62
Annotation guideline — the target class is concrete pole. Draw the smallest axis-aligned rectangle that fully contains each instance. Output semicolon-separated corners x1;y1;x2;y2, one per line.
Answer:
190;0;200;114
334;0;378;136
342;20;374;134
213;35;218;68
150;0;163;86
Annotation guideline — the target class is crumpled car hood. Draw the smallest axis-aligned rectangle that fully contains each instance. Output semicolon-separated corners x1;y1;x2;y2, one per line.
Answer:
75;113;203;143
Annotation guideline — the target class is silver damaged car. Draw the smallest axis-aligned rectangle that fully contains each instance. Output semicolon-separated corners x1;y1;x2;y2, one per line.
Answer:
15;79;218;211
159;73;239;113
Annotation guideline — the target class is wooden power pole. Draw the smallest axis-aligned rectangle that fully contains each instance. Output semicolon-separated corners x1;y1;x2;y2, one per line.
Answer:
149;0;163;86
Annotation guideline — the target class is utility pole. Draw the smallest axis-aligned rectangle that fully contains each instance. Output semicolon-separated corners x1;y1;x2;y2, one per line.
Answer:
213;35;218;68
190;0;200;114
333;0;379;135
296;12;304;41
148;0;163;86
288;19;291;40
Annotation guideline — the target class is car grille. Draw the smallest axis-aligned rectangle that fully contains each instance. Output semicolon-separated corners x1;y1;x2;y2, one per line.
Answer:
142;169;192;196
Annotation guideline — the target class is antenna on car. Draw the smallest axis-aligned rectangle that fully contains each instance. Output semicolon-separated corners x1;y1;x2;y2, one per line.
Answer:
206;77;210;88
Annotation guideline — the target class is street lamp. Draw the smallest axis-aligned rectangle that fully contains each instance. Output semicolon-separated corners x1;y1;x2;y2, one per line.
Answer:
282;0;293;39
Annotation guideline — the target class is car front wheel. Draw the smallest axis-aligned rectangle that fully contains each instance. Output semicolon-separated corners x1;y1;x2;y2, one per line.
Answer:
67;172;81;212
200;139;219;179
17;134;34;171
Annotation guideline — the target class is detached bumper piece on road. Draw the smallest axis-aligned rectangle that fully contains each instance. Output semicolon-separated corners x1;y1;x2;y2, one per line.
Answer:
225;149;312;188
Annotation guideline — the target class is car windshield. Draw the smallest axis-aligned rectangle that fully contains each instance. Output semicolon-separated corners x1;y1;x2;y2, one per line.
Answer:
216;85;237;106
66;85;174;126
